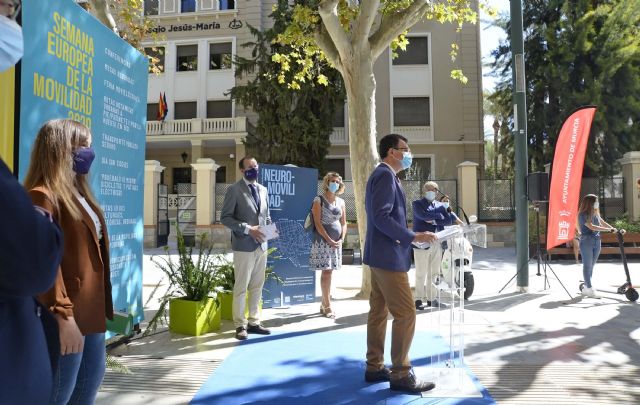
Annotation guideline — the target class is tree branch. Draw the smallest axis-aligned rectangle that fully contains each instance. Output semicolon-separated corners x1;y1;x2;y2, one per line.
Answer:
353;0;380;45
317;0;351;60
314;24;343;73
369;0;430;60
88;0;118;33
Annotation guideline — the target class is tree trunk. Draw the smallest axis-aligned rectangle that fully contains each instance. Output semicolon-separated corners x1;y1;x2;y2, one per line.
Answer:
492;118;500;178
343;55;379;299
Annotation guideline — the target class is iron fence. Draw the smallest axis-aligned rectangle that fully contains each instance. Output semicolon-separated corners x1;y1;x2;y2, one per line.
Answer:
478;178;515;222
580;177;625;219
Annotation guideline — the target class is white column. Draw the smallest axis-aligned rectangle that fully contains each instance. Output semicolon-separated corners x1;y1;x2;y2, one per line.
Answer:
457;161;479;217
144;160;165;247
619;152;640;221
191;158;220;226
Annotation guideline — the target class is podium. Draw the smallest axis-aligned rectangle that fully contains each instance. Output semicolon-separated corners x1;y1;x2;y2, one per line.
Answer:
417;223;487;398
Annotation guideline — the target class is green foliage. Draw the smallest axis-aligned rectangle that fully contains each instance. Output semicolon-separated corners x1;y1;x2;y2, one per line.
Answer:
215;248;283;293
230;0;344;170
106;354;131;374
273;1;477;85
144;231;222;335
490;0;640;176
612;215;640;233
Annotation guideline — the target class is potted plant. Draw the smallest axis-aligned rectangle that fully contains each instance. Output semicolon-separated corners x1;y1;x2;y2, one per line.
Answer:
146;230;222;336
216;248;281;321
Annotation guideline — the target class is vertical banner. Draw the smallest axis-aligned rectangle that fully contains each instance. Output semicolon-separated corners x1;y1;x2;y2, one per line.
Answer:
547;106;597;250
19;0;148;332
260;164;317;308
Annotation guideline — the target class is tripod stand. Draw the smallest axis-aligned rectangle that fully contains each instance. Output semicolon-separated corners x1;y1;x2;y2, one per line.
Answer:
499;202;573;299
532;202;573;298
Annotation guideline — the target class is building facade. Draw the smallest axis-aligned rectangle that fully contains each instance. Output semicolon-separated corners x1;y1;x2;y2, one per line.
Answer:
142;0;484;190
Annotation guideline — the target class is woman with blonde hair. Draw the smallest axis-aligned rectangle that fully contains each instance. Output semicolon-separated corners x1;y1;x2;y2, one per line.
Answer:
577;194;617;298
25;119;113;404
309;172;347;318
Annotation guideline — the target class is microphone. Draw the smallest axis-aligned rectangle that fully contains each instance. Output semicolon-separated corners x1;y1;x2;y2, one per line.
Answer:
435;188;470;225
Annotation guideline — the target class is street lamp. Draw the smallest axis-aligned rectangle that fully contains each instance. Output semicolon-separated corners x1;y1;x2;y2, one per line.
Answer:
181;151;188;163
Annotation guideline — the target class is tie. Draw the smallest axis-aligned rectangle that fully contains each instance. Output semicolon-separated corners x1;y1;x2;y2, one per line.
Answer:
249;184;260;211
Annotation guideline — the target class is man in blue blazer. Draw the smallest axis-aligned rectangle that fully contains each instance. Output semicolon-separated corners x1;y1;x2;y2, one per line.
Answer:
0;158;62;404
412;181;456;310
221;156;272;340
363;134;437;393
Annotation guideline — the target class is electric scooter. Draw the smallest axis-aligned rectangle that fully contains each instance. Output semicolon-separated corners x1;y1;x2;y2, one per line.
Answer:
440;228;475;300
579;229;638;302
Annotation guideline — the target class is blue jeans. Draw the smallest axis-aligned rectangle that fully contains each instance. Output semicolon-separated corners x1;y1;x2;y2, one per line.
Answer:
50;333;106;405
579;235;601;289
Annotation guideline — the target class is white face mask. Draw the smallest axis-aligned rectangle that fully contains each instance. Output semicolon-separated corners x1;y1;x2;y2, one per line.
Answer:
424;191;436;201
0;16;23;73
593;201;599;210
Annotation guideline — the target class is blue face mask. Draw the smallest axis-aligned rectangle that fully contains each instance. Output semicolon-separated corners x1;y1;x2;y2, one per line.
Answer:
400;151;413;170
424;191;436;201
442;202;450;209
72;147;95;175
244;167;259;181
328;182;340;193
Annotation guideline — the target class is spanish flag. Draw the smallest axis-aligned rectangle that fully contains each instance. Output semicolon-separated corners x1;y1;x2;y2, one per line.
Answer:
157;92;168;121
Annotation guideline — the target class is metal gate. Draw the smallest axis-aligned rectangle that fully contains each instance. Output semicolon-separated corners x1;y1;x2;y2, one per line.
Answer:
157;184;169;247
176;183;197;246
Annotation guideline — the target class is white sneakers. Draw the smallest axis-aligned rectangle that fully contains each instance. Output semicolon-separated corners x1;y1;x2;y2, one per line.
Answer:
581;287;601;299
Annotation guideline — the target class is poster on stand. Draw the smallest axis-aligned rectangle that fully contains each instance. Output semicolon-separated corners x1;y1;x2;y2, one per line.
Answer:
18;0;148;334
260;164;317;308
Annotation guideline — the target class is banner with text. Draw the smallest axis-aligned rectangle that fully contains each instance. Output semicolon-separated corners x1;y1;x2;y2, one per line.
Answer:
260;164;317;308
547;106;597;250
19;0;148;331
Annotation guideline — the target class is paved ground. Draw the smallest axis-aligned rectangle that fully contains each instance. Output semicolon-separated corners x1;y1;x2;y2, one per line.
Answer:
98;247;640;404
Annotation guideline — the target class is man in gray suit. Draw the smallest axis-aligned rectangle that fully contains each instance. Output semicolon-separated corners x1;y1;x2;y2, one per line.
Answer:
221;156;272;340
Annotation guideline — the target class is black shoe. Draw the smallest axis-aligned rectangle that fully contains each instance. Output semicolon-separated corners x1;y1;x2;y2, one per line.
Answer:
390;371;435;393
364;367;391;383
247;324;271;335
415;300;425;310
235;327;248;340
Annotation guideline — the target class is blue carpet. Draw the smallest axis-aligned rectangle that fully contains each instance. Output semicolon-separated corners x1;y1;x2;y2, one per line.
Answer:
191;329;495;405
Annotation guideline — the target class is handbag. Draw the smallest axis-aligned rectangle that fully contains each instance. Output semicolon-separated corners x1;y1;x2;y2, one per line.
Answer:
303;196;324;232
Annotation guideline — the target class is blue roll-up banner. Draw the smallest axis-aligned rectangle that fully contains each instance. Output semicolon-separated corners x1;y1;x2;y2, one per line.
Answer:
260;164;318;308
19;0;148;336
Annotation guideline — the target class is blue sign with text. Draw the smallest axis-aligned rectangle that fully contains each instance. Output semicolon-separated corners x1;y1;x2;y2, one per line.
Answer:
19;0;148;333
260;164;317;308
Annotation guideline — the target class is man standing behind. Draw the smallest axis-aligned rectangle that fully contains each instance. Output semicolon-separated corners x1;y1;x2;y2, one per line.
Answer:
363;134;437;393
412;181;454;310
221;156;272;340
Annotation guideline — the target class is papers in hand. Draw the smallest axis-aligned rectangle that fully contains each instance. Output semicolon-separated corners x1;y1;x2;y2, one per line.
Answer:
412;241;431;249
435;226;463;241
260;223;279;241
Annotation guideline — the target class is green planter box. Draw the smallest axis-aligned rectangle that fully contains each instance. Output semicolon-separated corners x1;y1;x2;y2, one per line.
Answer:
219;291;262;321
169;297;221;336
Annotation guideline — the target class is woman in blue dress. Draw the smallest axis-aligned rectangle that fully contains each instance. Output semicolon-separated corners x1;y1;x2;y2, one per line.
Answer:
309;172;347;318
577;194;616;298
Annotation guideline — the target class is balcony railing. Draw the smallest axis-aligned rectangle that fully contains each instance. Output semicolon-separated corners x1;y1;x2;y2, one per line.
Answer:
392;126;433;142
147;117;247;136
330;127;348;145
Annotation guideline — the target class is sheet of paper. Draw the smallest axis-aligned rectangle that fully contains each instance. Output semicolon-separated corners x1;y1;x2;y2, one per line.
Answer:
435;226;463;241
412;241;431;249
261;223;279;241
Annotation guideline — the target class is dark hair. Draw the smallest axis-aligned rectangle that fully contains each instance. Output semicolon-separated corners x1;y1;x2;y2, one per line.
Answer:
238;156;256;170
378;134;408;159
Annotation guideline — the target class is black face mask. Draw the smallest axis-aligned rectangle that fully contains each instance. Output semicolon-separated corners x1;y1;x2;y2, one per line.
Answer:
244;167;258;181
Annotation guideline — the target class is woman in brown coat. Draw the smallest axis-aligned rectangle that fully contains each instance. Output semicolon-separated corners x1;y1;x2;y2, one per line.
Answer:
25;119;113;404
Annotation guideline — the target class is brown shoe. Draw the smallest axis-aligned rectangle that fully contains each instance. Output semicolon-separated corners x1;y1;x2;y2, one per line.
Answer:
235;327;248;340
390;370;435;393
364;367;391;382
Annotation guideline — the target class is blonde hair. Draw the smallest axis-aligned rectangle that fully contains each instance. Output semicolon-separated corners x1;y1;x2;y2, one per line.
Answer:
423;181;438;192
578;194;598;223
321;171;345;195
23;119;100;221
